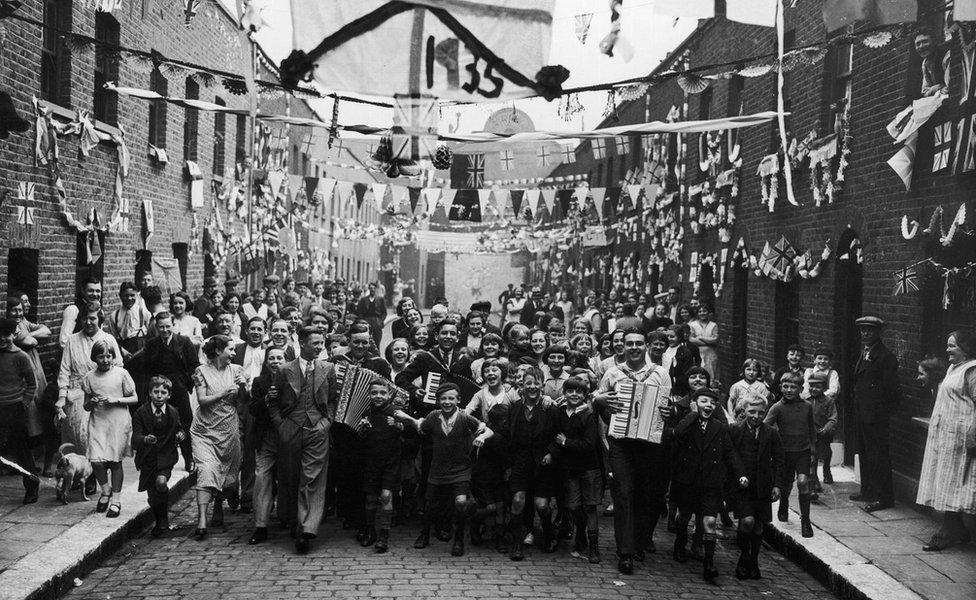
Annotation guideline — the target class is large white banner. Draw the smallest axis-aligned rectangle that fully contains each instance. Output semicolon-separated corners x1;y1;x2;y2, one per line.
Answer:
290;0;554;100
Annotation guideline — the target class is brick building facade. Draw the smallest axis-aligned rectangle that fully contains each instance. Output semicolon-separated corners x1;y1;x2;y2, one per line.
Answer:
549;3;975;501
0;2;382;372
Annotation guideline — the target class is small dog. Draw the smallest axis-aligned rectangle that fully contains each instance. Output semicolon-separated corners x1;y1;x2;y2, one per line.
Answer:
54;443;93;504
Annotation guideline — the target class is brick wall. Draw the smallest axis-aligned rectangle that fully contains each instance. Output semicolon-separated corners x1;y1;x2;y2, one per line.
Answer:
550;5;976;501
0;1;330;373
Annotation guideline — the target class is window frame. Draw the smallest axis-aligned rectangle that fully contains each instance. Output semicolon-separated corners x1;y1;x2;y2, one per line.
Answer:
41;0;73;108
93;12;120;126
148;66;169;150
183;77;200;163
213;97;227;176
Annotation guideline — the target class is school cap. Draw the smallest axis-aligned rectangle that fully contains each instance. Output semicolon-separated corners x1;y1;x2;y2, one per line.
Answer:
807;371;829;385
855;315;885;328
692;388;720;402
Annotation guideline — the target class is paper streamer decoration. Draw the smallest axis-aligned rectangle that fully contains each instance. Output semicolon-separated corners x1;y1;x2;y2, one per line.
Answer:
574;13;593;44
775;0;798;206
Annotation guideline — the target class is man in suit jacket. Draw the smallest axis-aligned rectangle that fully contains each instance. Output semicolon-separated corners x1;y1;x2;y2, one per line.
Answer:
355;282;387;347
850;316;901;513
232;316;268;513
269;326;338;554
395;318;475;414
131;312;199;471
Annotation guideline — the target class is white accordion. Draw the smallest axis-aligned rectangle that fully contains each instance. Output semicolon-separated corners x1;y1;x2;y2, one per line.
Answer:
608;379;668;444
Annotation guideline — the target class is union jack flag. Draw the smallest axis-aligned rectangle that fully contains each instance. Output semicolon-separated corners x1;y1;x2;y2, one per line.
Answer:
892;266;919;296
499;150;514;171
770;236;796;276
466;154;485;188
933;121;952;172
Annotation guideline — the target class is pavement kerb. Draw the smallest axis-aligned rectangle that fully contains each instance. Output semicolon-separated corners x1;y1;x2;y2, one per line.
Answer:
764;507;925;600
0;470;193;600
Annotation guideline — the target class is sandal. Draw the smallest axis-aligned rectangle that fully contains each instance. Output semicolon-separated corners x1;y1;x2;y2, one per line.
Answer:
106;500;121;518
96;493;112;513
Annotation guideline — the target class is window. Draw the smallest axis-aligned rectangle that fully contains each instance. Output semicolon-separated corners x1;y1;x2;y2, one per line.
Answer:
727;75;744;117
172;243;189;290
235;114;248;163
93;13;119;125
822;29;853;134
41;0;73;107
213;97;227;176
148;66;168;150
7;249;40;322
773;279;800;370
697;87;712;121
183;78;199;162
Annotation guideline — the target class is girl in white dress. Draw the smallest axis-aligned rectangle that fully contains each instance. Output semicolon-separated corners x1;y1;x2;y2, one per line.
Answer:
83;340;137;517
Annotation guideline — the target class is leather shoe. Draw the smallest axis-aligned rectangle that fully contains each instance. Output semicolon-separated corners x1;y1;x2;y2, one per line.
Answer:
848;493;870;502
22;477;39;504
248;527;267;545
617;555;634;575
862;501;893;514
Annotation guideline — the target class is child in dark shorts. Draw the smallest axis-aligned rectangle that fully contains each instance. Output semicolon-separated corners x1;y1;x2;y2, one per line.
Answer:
506;365;561;561
553;376;603;564
404;382;490;556
357;380;414;553
764;371;816;537
729;397;784;580
668;388;748;584
807;371;837;495
132;376;185;537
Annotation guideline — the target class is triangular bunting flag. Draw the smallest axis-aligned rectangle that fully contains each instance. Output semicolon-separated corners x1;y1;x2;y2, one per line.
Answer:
590;187;606;219
353;183;368;209
267;170;286;197
439;187;458;209
371;183;388;212
421;188;441;214
627;185;643;209
510;189;525;216
477;189;494;220
573;185;589;205
408;187;422;214
318;178;336;208
335;181;355;206
574;13;593;44
540;189;556;215
389;185;407;212
643;184;660;209
525;189;541;218
493;188;511;219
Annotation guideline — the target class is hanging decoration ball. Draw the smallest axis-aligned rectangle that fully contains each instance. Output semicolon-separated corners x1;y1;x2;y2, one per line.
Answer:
309;192;323;208
432;143;453;170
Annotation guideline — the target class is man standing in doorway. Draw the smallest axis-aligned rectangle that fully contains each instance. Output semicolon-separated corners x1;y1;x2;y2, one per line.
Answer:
849;316;901;513
356;282;387;348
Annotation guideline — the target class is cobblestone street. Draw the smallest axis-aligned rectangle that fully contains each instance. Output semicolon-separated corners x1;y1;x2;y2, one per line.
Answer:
60;492;835;600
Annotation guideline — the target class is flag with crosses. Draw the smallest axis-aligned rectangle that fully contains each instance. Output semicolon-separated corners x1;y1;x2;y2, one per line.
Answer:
933;121;953;172
770;236;797;279
499;150;514;171
11;182;38;247
391;94;439;161
536;146;551;167
466;153;485;188
592;138;607;159
892;265;919;296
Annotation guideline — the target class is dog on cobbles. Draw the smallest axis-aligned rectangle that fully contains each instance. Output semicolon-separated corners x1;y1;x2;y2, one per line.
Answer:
54;443;93;504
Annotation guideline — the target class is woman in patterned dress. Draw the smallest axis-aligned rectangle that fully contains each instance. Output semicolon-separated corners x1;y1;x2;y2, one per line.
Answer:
916;329;976;551
190;335;247;540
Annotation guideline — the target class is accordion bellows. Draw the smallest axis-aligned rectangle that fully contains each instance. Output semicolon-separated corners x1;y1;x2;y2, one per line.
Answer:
334;363;409;429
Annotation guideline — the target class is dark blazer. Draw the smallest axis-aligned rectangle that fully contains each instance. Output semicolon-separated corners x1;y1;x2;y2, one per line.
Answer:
132;334;200;392
729;421;784;500
553;405;600;473
249;369;275;437
269;358;338;427
264;342;297;362
132;403;183;473
395;346;474;413
668;413;745;491
669;343;701;397
391;318;412;341
852;342;901;423
507;398;561;463
231;342;264;367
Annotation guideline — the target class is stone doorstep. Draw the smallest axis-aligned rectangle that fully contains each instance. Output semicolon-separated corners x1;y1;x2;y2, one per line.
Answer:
765;507;925;600
0;470;193;600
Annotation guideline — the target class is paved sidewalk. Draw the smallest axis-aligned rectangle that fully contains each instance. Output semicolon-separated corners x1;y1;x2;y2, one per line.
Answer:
0;459;191;600
766;465;976;600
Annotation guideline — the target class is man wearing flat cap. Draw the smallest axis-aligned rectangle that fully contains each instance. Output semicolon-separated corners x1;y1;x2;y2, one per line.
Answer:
850;315;901;513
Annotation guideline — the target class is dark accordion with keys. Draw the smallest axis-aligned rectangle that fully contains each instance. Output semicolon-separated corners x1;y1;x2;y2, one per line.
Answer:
422;371;481;407
334;363;409;429
608;379;668;444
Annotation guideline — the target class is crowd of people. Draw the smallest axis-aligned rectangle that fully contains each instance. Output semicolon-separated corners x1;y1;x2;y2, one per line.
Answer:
0;274;974;584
